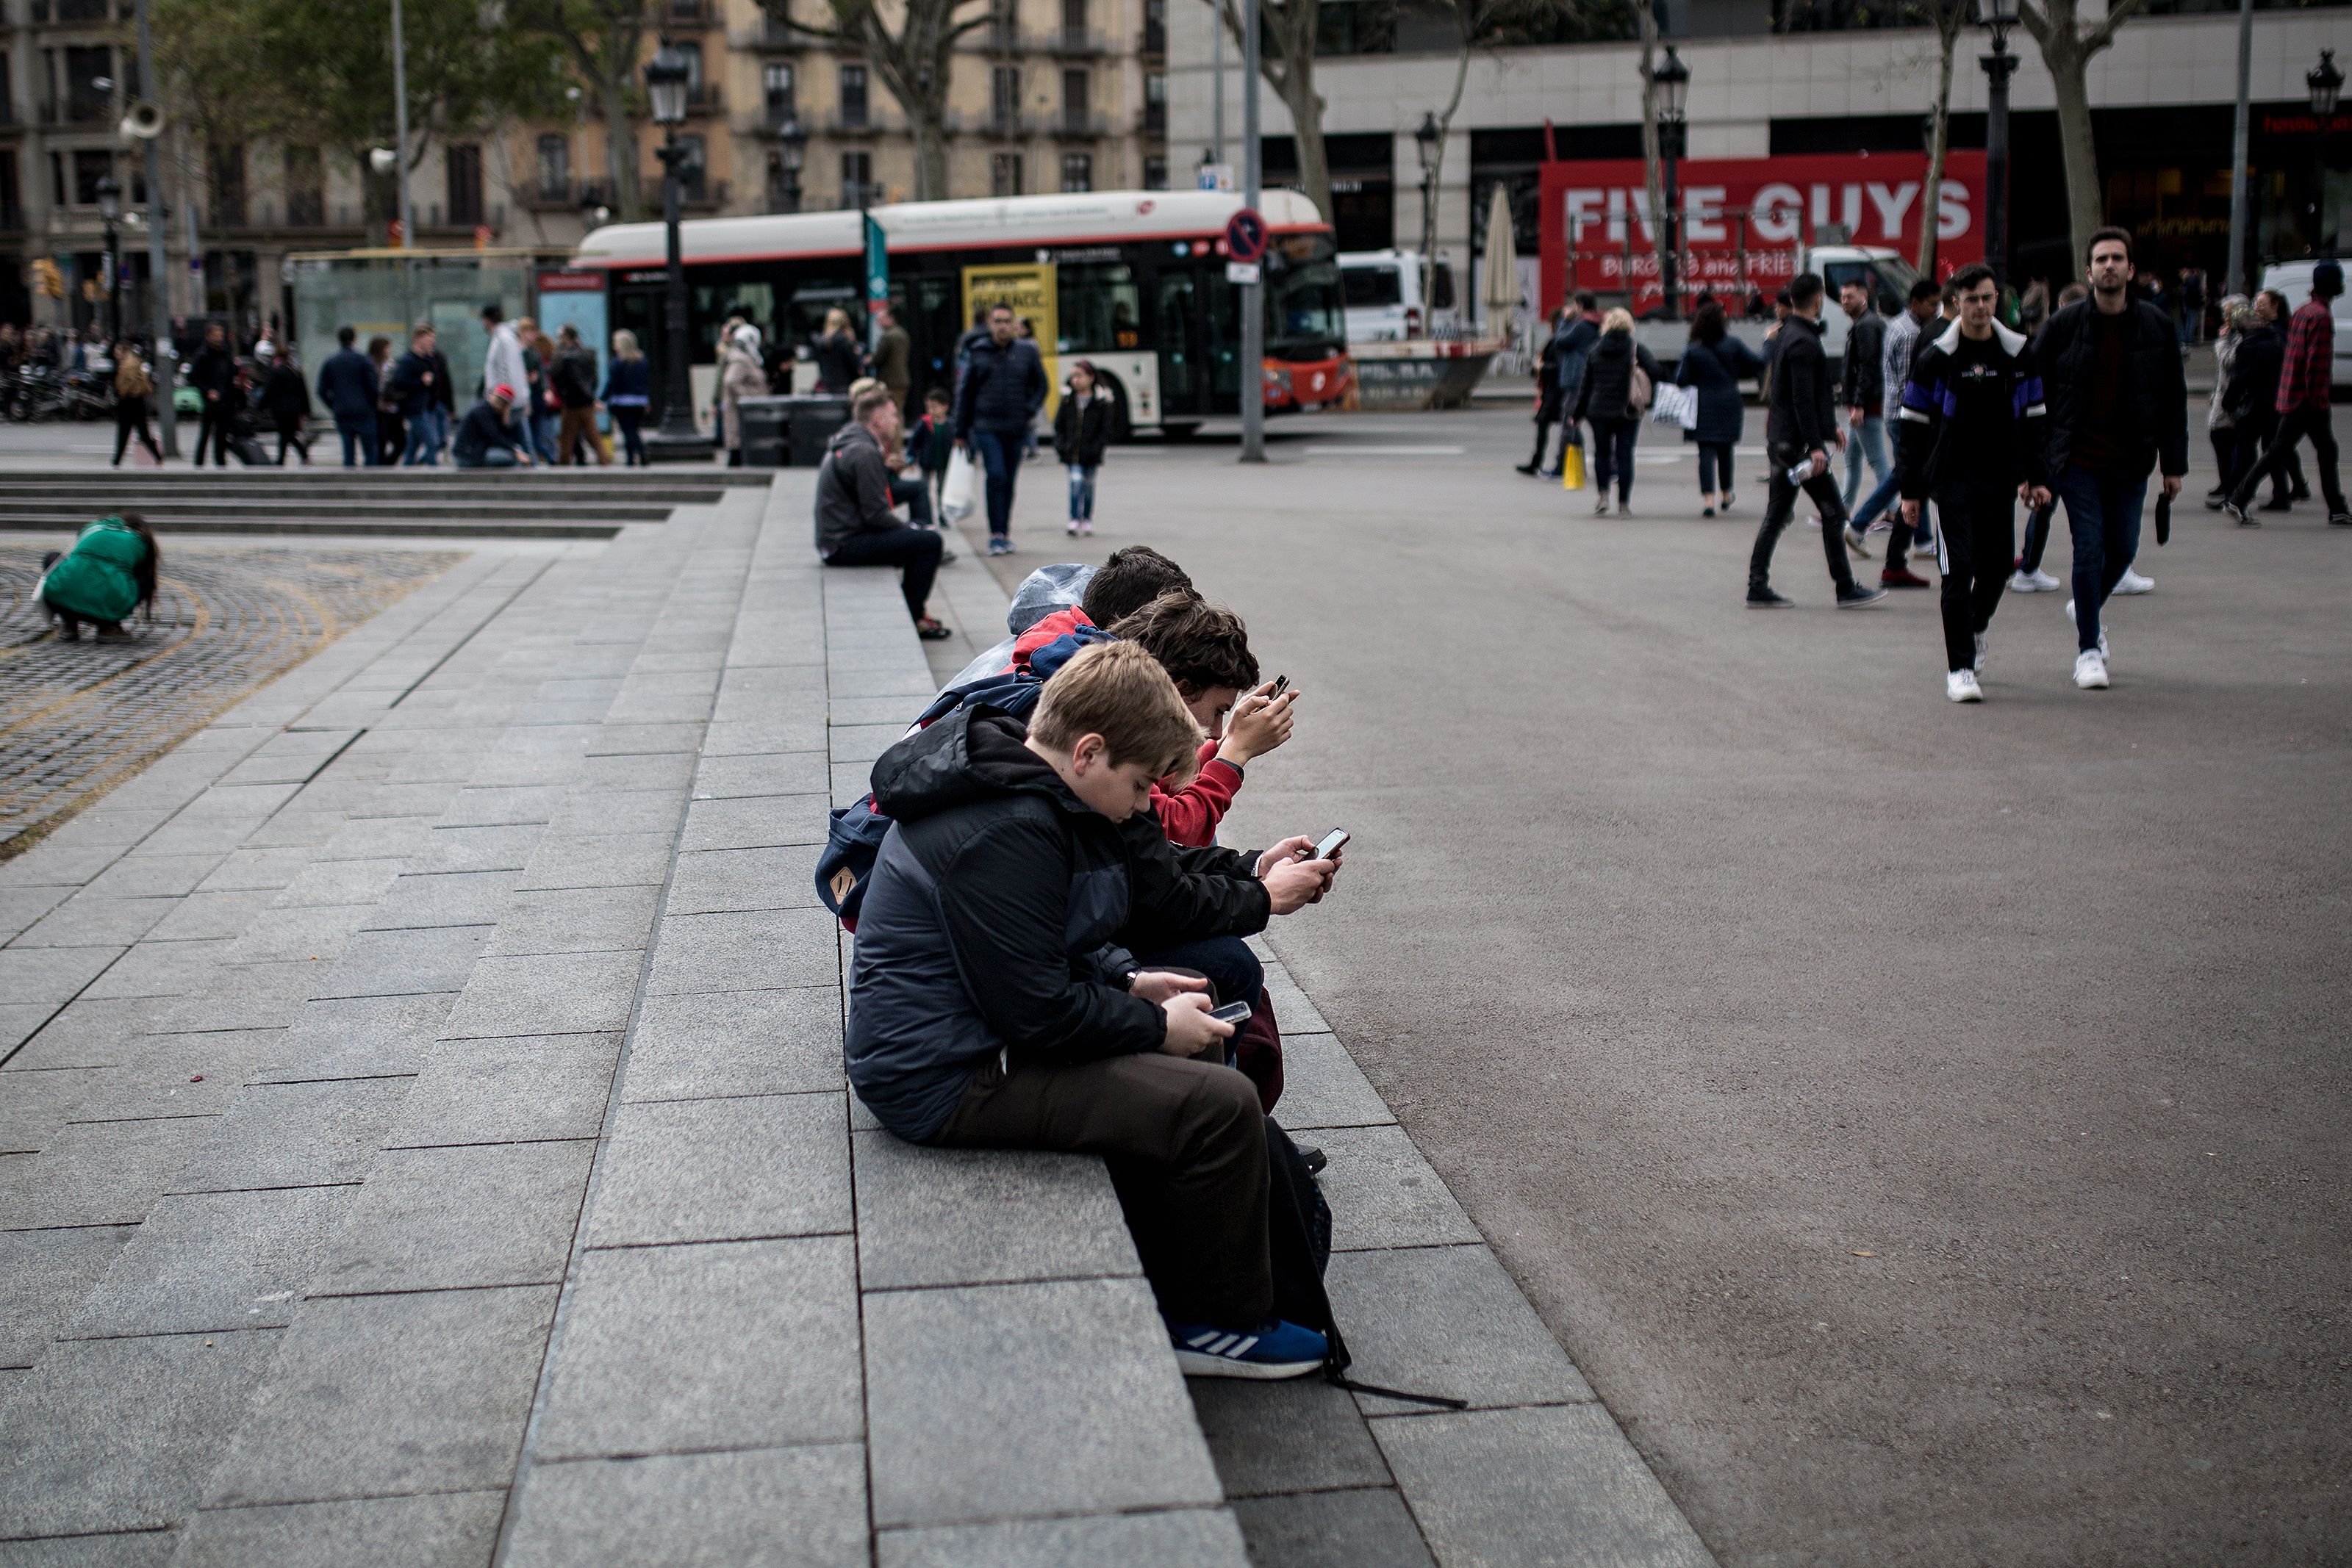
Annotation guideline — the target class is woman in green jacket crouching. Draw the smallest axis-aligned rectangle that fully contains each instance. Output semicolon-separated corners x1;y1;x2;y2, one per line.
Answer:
38;514;160;640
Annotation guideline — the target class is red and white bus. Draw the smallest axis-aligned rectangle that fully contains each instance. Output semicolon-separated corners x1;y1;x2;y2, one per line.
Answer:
570;189;1352;437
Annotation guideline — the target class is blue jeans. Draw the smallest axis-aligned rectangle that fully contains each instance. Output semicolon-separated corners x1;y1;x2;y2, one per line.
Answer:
1841;416;1890;511
969;428;1022;538
2052;466;2146;654
530;411;560;464
455;445;518;469
1850;466;1907;542
335;413;379;467
1068;464;1097;522
401;407;445;465
1130;936;1265;1068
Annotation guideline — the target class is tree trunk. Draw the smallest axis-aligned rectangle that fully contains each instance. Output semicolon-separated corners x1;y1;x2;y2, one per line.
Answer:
1919;10;1957;276
911;106;948;200
1280;71;1332;221
2044;37;2104;274
599;78;642;221
1635;0;1664;306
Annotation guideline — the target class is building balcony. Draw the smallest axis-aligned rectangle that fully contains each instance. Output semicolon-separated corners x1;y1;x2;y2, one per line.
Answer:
37;98;115;126
677;179;731;212
1044;29;1111;55
661;0;720;28
1051;110;1110;140
1138;108;1166;139
518;179;617;212
823;110;884;137
734;16;806;50
684;84;725;115
971;111;1030;140
30;0;122;21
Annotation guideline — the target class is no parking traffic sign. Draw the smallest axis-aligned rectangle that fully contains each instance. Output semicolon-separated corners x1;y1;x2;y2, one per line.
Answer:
1225;208;1268;266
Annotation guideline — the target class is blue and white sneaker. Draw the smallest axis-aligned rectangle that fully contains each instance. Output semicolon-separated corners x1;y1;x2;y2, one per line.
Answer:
1168;1317;1327;1381
986;536;1014;556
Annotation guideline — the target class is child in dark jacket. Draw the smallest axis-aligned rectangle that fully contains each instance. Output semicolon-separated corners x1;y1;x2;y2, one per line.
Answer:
846;641;1341;1378
1053;360;1115;538
912;386;956;526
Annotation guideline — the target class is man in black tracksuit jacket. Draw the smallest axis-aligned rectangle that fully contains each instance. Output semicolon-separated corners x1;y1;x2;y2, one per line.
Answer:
845;650;1338;1348
1895;263;2051;698
1748;273;1885;608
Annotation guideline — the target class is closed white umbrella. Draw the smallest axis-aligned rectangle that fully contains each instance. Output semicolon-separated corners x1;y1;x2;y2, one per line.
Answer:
1480;183;1521;337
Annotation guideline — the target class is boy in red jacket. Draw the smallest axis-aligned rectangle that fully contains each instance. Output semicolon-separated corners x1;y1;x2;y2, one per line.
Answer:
1106;591;1296;848
1011;544;1194;672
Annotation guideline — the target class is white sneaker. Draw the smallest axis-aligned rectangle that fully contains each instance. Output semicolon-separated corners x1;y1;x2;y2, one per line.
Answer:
1843;525;1871;558
1947;669;1984;702
1973;633;1988;673
2061;600;2110;660
2115;567;2154;594
1593;494;1610;516
1910;535;1940;561
2007;568;2060;593
2073;649;2109;689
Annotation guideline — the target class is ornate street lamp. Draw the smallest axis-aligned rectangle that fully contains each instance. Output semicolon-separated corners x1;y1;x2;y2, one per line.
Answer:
2308;48;2342;251
1978;0;2019;287
94;173;123;343
775;114;806;214
645;40;699;453
1415;112;1441;336
1653;44;1689;320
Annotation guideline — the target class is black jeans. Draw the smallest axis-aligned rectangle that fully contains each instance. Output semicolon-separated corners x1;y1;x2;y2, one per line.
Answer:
273;416;309;465
2053;465;2145;654
1933;481;2015;672
1696;441;1734;496
889;473;933;527
2229;405;2344;514
823;525;942;619
113;395;161;464
1749;449;1856;592
1132;937;1263;1021
2018;500;2055;575
613;406;646;465
196;403;234;467
1589;416;1640;502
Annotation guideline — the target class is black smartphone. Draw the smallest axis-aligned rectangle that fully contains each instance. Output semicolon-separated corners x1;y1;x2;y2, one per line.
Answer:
1269;675;1289;697
2154;493;2171;547
1311;829;1349;861
1208;1000;1252;1025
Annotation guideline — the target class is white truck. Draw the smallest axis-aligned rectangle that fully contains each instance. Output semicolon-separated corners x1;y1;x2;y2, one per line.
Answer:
1339;249;1460;342
2257;258;2352;389
1630;243;1926;377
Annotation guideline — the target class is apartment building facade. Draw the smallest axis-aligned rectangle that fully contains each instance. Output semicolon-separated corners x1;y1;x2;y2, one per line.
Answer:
1;0;1175;334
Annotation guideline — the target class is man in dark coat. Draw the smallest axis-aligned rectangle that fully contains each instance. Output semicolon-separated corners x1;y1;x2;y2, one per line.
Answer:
387;324;446;465
953;301;1048;555
1746;273;1886;609
187;323;238;469
817;388;950;636
2032;226;2189;686
315;325;381;467
254;342;311;465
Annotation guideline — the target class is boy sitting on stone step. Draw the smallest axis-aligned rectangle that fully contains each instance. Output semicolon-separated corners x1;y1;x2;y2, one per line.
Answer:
845;641;1341;1378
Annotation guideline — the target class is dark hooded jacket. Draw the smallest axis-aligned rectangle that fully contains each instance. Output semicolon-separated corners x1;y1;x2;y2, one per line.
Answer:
814;420;900;557
845;706;1270;1141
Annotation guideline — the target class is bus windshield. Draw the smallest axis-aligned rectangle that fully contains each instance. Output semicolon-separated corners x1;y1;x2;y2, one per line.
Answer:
1268;235;1344;360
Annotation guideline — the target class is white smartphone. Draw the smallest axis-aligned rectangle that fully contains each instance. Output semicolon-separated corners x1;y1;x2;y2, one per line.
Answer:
1208;1001;1252;1025
1310;829;1349;862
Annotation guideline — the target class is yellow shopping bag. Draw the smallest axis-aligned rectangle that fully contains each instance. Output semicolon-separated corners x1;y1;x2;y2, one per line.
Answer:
1560;439;1585;491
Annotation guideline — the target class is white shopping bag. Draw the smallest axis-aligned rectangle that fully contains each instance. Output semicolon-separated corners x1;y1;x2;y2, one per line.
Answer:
940;447;979;521
1650;383;1700;431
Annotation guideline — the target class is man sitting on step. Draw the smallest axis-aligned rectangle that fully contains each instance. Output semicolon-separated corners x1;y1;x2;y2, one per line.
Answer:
845;641;1342;1379
452;385;536;470
816;386;952;640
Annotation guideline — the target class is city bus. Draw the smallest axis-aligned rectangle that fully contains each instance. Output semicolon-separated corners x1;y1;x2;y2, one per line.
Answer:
568;189;1352;438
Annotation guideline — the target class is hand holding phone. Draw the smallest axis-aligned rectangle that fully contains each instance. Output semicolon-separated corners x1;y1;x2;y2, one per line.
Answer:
1208;1000;1252;1025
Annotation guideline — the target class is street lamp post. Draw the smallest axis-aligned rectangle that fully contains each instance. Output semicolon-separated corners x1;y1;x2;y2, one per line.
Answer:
94;175;123;344
645;40;700;456
1653;45;1689;321
2306;48;2342;253
1978;0;2019;289
1414;112;1441;336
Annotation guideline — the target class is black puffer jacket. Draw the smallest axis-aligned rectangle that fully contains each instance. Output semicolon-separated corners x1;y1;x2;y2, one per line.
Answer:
845;708;1268;1141
1764;314;1838;457
956;334;1047;437
2223;322;2285;425
1572;329;1663;424
2032;298;2189;478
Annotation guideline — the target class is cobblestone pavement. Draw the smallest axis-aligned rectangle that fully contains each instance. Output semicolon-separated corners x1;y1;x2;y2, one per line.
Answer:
0;543;462;855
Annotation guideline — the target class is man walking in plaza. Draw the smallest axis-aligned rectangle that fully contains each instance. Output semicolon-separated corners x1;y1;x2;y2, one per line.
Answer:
2224;261;2346;528
481;303;529;439
315;326;381;469
2032;227;2187;689
551;325;606;465
188;322;237;469
1838;278;1892;544
954;302;1047;557
389;325;446;466
1894;263;2050;703
1857;278;1945;589
872;303;912;413
1746;273;1886;609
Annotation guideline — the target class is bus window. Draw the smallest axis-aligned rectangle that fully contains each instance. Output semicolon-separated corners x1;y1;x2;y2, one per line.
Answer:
1058;260;1143;353
1267;242;1344;357
1155;269;1198;411
1343;266;1401;307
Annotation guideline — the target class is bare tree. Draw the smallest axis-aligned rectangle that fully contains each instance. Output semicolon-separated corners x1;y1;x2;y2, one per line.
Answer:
1210;0;1333;221
2018;0;2149;273
1915;0;1968;276
770;0;995;201
512;0;652;223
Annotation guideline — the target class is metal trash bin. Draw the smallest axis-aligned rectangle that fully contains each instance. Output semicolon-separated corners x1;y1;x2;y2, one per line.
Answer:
736;395;791;469
786;394;852;468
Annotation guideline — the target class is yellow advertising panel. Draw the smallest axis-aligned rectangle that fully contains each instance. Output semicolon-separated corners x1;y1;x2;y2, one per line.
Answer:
961;262;1063;414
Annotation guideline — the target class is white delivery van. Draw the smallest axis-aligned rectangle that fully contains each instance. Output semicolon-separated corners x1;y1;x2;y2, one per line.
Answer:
2257;259;2352;388
1339;249;1458;342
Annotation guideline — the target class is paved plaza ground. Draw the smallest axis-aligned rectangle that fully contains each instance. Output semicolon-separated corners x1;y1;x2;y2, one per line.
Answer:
947;402;2352;1565
0;397;2343;1564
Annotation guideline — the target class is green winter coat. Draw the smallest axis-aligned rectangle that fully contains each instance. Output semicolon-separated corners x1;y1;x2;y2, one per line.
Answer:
40;519;150;624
